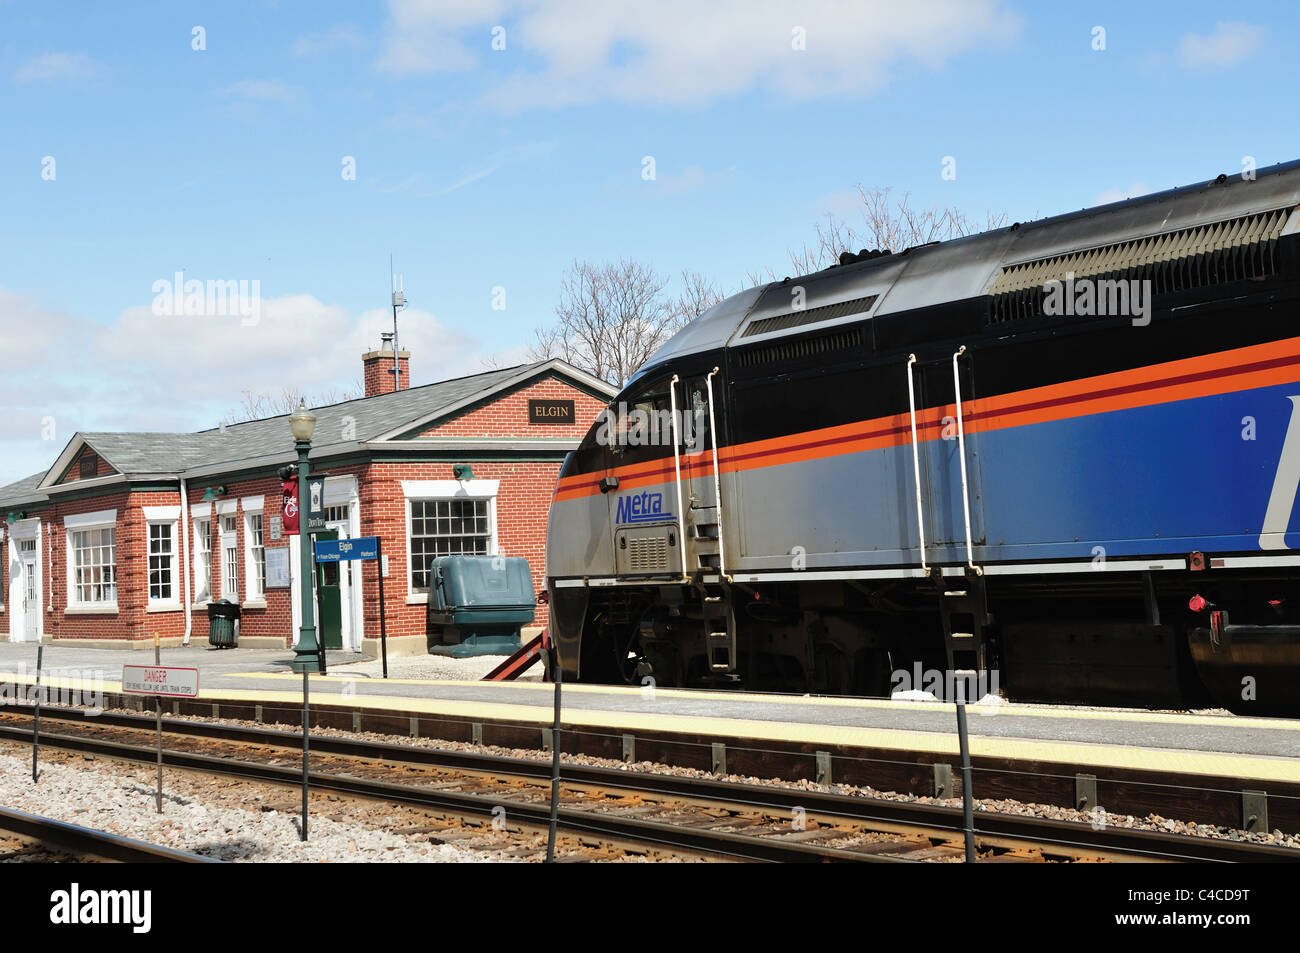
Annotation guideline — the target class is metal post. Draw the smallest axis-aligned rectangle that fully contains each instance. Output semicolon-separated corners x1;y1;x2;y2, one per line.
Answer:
155;634;163;814
545;646;562;862
301;670;310;841
291;437;322;676
376;538;389;679
955;678;976;862
313;538;328;677
31;642;42;783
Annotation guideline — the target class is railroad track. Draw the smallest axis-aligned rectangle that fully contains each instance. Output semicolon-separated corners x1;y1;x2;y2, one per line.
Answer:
2;706;1294;863
0;804;219;863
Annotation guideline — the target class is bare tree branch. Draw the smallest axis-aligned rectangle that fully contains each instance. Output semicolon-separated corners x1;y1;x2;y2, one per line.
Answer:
767;187;1010;276
529;259;694;386
220;381;362;426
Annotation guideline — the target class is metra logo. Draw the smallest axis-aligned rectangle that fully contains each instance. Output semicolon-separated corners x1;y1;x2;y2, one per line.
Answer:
616;491;671;524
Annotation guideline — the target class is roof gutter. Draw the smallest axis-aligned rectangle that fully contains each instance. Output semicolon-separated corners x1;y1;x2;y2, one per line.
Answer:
177;442;369;481
40;473;130;495
359;439;583;452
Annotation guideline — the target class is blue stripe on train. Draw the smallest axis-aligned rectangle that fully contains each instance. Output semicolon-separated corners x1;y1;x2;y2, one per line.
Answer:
966;379;1300;562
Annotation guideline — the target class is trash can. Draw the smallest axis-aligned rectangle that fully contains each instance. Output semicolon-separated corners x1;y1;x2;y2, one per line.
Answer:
426;555;535;657
207;599;241;648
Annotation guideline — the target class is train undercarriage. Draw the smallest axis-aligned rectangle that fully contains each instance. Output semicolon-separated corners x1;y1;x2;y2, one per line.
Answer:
567;568;1300;716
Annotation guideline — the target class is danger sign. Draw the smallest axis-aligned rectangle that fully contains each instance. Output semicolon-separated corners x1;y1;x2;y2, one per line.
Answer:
121;665;199;698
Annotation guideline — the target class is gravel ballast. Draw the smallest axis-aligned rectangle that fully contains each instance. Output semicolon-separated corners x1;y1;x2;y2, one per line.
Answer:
0;748;498;863
87;704;1300;853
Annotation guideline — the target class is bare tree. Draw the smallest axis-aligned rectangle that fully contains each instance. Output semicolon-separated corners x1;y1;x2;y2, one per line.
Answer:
220;381;362;426
751;187;1009;282
668;269;728;326
528;259;679;386
530;191;1007;385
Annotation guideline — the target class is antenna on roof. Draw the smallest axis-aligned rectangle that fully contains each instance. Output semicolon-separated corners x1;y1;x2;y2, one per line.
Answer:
389;255;407;389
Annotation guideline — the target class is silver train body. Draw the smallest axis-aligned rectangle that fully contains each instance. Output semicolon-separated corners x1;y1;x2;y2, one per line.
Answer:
546;162;1300;713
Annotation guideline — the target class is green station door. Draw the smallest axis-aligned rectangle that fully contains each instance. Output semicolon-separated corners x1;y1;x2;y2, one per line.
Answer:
313;530;344;651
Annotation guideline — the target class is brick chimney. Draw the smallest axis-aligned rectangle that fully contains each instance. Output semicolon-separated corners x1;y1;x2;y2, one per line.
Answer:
362;349;410;398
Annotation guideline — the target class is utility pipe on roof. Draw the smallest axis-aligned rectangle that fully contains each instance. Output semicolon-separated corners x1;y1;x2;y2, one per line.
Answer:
180;477;191;646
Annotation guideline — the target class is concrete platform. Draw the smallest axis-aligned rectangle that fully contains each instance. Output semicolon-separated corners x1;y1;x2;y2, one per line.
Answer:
3;642;1299;784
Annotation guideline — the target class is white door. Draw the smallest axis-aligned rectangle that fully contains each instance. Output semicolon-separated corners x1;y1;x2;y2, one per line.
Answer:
325;514;356;652
18;538;38;641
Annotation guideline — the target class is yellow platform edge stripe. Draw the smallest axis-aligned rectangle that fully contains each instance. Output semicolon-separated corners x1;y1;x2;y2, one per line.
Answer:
2;670;1299;784
226;670;1300;733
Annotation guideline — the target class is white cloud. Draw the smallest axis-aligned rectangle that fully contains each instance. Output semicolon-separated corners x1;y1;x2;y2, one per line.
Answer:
814;188;867;220
1095;182;1149;205
0;286;501;486
376;0;503;75
1178;22;1265;69
375;0;1020;107
292;25;367;58
14;52;98;84
221;78;303;105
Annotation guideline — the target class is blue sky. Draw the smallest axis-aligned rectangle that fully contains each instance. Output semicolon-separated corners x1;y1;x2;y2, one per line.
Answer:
1;0;1297;484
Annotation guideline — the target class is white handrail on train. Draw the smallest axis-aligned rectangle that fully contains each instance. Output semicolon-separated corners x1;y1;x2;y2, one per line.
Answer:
951;345;983;576
906;354;929;574
669;374;689;580
705;367;730;581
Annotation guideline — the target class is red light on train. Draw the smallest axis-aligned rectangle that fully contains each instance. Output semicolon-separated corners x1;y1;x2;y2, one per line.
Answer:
1188;594;1208;613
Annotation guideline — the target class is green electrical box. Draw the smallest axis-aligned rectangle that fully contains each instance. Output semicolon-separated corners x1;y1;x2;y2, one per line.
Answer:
426;555;535;657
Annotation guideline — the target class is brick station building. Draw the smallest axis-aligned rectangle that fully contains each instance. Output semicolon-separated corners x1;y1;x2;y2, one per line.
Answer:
0;351;614;654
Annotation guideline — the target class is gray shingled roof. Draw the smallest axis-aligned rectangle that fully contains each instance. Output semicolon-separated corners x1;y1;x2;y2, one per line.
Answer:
0;471;51;509
188;362;532;466
0;360;609;507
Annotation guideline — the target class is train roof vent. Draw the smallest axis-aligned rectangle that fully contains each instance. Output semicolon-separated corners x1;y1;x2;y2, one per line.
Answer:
732;324;866;369
740;294;878;338
988;206;1296;325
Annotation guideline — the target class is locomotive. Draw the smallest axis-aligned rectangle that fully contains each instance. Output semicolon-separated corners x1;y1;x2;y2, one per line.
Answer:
545;162;1300;715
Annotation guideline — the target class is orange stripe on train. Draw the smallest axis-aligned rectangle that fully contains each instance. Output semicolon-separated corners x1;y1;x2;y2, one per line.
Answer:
554;336;1300;501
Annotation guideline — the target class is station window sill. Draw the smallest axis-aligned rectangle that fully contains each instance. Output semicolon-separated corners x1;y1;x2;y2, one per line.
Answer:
65;605;119;615
146;603;183;613
242;599;267;610
406;593;429;605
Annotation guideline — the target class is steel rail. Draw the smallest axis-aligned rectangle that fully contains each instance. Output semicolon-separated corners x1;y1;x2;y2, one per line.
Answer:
0;804;220;863
3;709;1296;863
0;722;899;863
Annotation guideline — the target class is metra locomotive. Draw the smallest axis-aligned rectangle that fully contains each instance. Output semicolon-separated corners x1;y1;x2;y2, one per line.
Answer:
546;162;1300;715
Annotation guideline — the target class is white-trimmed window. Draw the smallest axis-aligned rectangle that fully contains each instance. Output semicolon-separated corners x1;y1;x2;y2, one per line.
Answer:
193;517;212;602
403;480;498;594
240;496;265;602
66;509;118;609
220;514;239;600
148;523;176;602
143;506;181;608
246;513;266;600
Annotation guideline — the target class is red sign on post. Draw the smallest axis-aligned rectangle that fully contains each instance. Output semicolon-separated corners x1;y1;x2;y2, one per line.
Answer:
282;479;299;535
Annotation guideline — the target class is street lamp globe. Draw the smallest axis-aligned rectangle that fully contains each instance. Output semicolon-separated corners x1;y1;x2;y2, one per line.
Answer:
288;400;317;441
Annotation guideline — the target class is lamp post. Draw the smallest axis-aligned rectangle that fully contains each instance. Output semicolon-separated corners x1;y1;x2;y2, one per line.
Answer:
289;401;322;675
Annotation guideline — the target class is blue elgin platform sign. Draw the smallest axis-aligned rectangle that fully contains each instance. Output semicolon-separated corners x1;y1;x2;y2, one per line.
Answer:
313;535;380;562
312;535;391;680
